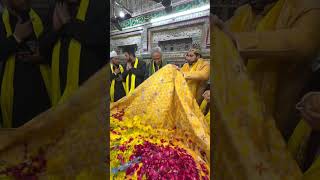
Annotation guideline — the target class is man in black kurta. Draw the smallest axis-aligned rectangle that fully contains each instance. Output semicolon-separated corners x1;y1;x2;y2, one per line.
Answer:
0;0;50;127
110;51;125;102
122;48;146;94
39;0;107;100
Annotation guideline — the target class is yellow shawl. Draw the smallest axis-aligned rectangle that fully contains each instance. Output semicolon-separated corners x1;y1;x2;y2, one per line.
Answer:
125;58;139;95
51;0;90;106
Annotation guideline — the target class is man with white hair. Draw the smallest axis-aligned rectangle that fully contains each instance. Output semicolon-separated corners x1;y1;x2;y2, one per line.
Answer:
146;47;167;79
110;51;125;102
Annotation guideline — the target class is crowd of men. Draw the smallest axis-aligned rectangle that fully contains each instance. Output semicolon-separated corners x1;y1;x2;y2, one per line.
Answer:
0;0;106;128
109;46;210;109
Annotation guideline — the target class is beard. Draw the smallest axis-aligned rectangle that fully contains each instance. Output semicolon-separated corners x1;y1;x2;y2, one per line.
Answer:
112;60;119;65
154;59;161;65
187;59;197;65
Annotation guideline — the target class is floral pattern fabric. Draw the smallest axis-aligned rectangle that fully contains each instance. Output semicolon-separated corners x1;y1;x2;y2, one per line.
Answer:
0;67;108;179
212;26;303;180
110;65;210;179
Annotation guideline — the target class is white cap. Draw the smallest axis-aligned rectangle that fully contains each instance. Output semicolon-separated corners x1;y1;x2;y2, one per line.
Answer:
110;51;118;58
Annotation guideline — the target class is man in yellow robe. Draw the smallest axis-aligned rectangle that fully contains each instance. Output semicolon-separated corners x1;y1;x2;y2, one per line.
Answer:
213;0;320;139
180;48;210;104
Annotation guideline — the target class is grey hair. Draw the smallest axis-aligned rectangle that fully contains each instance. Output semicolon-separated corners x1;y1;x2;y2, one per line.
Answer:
151;47;162;57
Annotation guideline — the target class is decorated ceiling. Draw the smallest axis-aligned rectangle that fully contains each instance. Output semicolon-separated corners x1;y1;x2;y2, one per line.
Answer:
111;0;209;29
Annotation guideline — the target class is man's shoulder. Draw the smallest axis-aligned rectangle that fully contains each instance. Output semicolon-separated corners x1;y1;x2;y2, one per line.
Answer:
198;59;210;69
30;6;48;20
199;58;209;64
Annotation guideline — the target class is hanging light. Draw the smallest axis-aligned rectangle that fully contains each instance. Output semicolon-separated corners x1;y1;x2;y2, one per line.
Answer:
119;11;125;18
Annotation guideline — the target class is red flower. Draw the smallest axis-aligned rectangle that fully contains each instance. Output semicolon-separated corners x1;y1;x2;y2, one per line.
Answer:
111;109;125;121
126;141;201;179
200;150;206;159
128;137;134;143
117;154;125;164
126;167;134;176
200;163;209;175
118;145;127;152
202;175;209;180
0;149;47;179
111;130;119;135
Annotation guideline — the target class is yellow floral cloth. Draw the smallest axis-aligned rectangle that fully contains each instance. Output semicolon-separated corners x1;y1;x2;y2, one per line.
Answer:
213;25;320;179
110;65;210;179
0;66;107;179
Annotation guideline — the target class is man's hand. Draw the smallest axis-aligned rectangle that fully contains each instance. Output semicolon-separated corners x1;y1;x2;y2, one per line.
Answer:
172;64;180;70
56;2;71;25
202;90;210;102
297;92;320;131
13;20;33;43
126;63;132;70
18;48;44;63
114;68;120;74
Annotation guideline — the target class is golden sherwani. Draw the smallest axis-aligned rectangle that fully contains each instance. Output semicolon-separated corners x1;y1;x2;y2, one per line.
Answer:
181;59;210;103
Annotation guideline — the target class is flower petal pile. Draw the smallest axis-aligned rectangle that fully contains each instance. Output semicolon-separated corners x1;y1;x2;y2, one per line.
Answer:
110;110;210;179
